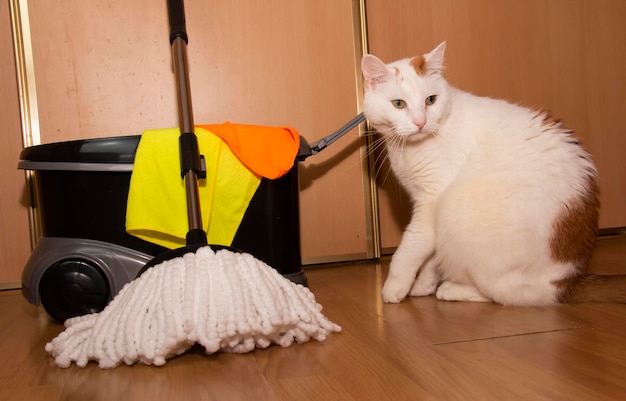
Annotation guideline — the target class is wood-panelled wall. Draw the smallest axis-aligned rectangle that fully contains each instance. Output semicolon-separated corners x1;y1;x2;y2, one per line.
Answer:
3;0;625;284
366;0;626;250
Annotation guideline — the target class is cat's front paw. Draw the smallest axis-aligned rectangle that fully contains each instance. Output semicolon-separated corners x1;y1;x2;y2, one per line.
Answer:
409;277;438;297
435;281;491;303
381;278;411;303
409;267;439;297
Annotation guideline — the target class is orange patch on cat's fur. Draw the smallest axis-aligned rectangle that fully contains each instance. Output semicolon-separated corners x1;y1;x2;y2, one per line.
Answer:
410;56;426;76
542;113;563;127
551;175;600;301
550;174;599;269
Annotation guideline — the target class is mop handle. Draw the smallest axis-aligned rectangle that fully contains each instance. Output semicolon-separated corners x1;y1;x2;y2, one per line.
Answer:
167;0;188;44
168;0;207;245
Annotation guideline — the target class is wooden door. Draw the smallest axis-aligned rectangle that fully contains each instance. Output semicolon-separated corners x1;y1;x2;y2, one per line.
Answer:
0;2;32;286
18;0;374;264
365;0;626;250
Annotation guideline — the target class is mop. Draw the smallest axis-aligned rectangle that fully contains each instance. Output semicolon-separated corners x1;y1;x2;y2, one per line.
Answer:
44;0;341;368
45;247;341;368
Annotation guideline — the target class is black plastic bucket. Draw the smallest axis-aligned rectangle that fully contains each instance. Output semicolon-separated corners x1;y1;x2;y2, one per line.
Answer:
19;135;305;321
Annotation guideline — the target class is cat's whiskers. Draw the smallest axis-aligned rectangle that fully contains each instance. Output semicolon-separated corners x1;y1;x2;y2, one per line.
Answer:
343;127;421;186
359;130;385;159
383;132;409;167
371;145;394;185
331;129;390;177
355;130;400;186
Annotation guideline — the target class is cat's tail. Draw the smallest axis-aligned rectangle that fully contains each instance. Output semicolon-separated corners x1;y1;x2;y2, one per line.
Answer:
558;274;626;304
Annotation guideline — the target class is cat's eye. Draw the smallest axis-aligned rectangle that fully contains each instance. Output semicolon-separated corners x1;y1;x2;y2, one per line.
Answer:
425;95;437;105
392;99;406;109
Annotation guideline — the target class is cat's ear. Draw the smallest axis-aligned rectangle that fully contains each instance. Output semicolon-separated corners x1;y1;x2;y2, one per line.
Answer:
362;54;390;88
424;41;447;74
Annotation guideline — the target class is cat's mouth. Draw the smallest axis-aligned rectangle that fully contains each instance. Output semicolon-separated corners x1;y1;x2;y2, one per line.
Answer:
384;126;431;141
390;124;430;139
403;130;429;141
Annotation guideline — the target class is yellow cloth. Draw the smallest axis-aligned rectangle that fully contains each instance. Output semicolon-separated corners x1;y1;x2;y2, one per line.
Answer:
126;127;261;249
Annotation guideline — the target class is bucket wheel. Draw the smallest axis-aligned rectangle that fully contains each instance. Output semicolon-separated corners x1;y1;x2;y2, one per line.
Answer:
39;259;110;322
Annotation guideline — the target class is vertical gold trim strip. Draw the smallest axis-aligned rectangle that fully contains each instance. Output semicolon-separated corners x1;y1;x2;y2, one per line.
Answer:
10;0;40;147
352;0;381;259
10;0;41;249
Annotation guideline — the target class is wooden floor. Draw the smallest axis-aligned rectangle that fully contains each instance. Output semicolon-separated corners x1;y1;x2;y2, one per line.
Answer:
2;235;626;401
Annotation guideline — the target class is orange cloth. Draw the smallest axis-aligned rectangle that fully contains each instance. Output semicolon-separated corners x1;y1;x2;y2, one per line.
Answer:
198;122;300;179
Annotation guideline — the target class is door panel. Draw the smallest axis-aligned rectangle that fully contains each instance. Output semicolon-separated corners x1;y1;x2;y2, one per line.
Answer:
23;0;372;263
1;1;31;285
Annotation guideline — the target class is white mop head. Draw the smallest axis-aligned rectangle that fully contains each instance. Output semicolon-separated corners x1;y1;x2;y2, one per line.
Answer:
45;247;341;368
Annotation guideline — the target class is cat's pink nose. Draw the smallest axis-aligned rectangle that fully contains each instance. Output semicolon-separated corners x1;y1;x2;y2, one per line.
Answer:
411;111;426;131
414;119;425;131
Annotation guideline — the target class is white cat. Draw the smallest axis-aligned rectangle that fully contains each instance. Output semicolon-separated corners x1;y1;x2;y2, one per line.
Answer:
362;42;626;306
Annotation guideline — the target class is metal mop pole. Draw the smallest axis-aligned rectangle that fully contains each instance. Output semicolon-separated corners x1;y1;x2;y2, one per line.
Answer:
168;0;207;246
